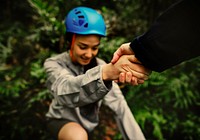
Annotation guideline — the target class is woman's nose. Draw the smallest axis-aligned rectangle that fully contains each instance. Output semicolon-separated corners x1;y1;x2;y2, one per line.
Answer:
85;49;92;58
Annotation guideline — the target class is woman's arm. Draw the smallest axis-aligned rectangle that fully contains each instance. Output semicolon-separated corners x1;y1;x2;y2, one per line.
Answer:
44;56;110;108
103;83;145;140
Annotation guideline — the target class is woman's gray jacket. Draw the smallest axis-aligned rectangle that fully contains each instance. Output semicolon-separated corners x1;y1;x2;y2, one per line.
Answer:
44;52;145;140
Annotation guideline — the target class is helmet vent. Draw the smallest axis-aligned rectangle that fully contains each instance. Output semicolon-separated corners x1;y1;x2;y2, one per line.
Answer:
78;15;84;18
73;10;88;27
75;11;81;14
79;20;84;26
84;23;88;28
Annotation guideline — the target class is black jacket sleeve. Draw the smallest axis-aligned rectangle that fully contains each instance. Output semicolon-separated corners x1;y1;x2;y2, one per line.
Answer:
130;0;200;72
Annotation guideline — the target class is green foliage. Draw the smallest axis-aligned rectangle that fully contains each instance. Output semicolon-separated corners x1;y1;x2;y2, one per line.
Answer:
98;37;127;62
0;0;199;140
125;57;200;140
0;46;52;139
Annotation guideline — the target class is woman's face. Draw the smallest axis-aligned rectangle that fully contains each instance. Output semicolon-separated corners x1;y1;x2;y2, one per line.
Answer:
72;34;100;65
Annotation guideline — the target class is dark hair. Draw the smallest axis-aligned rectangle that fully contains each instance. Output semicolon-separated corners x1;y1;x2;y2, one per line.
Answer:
64;32;73;51
84;57;97;73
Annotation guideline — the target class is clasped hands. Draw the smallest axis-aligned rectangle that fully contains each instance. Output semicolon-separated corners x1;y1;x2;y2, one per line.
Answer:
110;43;151;85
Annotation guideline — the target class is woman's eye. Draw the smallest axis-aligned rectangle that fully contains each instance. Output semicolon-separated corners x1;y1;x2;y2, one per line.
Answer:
92;47;98;50
79;45;86;50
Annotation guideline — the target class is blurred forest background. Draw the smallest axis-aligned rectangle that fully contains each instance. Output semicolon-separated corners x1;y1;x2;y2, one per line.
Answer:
0;0;199;140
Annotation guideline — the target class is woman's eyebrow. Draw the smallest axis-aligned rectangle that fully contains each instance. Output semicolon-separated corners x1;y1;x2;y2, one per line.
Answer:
92;42;100;47
78;42;100;47
78;42;88;47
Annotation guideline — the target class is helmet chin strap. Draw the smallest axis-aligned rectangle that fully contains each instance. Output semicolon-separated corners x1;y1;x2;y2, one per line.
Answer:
69;34;77;63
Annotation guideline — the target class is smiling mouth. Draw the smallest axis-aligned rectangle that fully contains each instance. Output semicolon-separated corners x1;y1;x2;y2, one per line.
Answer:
81;58;91;62
81;56;91;60
83;59;90;63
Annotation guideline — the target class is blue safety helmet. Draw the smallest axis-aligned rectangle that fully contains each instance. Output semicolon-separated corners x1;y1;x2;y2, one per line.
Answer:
65;7;106;36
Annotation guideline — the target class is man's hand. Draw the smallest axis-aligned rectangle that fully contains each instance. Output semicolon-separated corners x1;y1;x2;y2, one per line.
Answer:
111;42;140;64
113;55;150;85
113;55;149;78
110;42;152;85
102;55;149;85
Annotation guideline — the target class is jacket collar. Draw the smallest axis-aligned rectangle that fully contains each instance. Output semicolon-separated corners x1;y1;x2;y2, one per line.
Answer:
64;52;84;76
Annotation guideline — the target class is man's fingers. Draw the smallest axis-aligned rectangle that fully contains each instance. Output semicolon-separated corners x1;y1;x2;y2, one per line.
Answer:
122;65;149;80
111;53;120;64
111;46;125;64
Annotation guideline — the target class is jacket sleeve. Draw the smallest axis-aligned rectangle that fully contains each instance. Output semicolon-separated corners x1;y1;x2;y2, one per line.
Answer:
103;82;145;140
44;57;111;108
130;0;200;72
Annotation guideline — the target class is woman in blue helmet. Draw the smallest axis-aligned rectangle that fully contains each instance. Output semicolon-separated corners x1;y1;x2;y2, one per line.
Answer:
44;6;149;140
